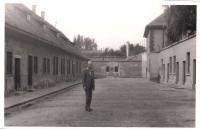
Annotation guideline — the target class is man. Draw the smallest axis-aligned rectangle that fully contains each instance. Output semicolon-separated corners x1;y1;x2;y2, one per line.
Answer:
82;60;95;112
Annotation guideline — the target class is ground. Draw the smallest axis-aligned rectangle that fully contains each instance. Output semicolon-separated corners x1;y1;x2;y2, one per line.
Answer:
5;78;195;127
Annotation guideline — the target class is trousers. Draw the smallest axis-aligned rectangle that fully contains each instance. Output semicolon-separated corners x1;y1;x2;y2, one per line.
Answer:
85;89;92;109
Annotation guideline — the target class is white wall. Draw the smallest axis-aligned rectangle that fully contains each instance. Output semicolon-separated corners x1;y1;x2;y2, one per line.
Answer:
159;36;196;89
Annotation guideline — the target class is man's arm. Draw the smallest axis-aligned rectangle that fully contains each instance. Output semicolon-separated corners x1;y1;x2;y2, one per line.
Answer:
92;71;95;90
82;70;86;89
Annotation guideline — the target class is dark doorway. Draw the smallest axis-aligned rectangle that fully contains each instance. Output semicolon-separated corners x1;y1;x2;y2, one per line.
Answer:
176;62;179;84
183;61;186;84
28;55;33;87
14;58;21;91
193;59;196;89
167;63;169;82
163;64;165;81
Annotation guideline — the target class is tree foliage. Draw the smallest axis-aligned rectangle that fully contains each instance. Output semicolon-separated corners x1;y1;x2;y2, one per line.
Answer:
73;34;97;50
166;5;196;44
102;42;146;56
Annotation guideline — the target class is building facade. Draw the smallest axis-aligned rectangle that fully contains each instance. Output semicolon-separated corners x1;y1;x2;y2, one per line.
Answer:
5;4;88;95
143;12;196;89
88;56;142;78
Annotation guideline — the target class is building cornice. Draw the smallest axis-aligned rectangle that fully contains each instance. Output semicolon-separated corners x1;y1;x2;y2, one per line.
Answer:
161;34;196;52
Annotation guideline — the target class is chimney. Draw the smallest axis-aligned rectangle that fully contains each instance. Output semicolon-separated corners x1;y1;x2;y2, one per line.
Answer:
41;11;45;20
32;5;36;13
126;42;130;58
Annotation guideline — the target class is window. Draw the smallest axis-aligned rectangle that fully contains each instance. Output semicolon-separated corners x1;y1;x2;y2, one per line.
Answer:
170;57;172;73
67;59;70;74
53;56;56;75
6;51;13;74
150;30;154;52
61;58;65;75
43;58;47;73
115;66;118;72
33;56;38;74
106;66;109;72
56;57;59;75
173;56;176;73
187;52;190;73
47;58;50;74
72;60;74;75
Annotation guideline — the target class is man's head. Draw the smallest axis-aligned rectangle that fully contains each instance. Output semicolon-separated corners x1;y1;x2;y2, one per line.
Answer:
87;60;93;69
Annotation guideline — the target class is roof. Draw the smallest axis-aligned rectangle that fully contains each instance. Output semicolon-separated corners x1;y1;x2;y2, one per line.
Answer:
143;12;167;38
5;3;88;60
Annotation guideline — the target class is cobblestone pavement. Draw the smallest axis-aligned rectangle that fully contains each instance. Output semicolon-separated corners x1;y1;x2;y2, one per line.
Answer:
5;78;195;127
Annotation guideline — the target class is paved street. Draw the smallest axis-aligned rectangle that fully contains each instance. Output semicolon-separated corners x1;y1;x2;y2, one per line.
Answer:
5;78;195;127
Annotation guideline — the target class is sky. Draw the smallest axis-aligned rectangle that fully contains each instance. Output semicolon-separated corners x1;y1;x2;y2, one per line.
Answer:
5;0;164;50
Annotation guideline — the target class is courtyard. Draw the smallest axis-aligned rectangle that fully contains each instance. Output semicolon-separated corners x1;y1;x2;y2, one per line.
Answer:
5;78;195;127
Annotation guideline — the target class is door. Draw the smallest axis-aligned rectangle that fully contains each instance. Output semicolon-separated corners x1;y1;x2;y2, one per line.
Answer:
167;63;169;82
28;55;33;87
14;58;21;91
193;59;196;89
183;61;186;84
176;62;179;84
163;64;165;81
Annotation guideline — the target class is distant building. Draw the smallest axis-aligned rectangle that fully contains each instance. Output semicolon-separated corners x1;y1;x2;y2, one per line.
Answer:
88;56;142;78
5;4;88;95
143;12;196;89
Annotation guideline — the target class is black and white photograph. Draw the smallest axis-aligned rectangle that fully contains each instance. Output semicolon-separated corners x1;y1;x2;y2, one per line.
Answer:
1;0;199;128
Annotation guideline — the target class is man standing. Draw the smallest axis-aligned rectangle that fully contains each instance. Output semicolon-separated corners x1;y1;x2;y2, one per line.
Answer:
82;60;95;112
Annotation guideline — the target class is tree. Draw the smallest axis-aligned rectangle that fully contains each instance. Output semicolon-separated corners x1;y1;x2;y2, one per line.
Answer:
73;34;97;50
166;5;196;44
102;42;146;57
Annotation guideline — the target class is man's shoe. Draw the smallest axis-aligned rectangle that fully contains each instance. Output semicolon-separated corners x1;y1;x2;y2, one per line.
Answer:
88;108;93;112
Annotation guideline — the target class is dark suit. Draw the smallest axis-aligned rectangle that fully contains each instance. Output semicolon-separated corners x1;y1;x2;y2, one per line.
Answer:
82;68;95;110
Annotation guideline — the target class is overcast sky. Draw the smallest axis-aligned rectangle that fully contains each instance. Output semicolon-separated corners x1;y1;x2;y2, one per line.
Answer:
5;0;164;50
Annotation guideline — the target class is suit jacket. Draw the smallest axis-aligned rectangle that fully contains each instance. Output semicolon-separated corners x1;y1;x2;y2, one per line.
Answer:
82;68;95;91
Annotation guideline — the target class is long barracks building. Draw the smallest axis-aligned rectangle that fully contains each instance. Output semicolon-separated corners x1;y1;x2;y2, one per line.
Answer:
5;4;88;95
